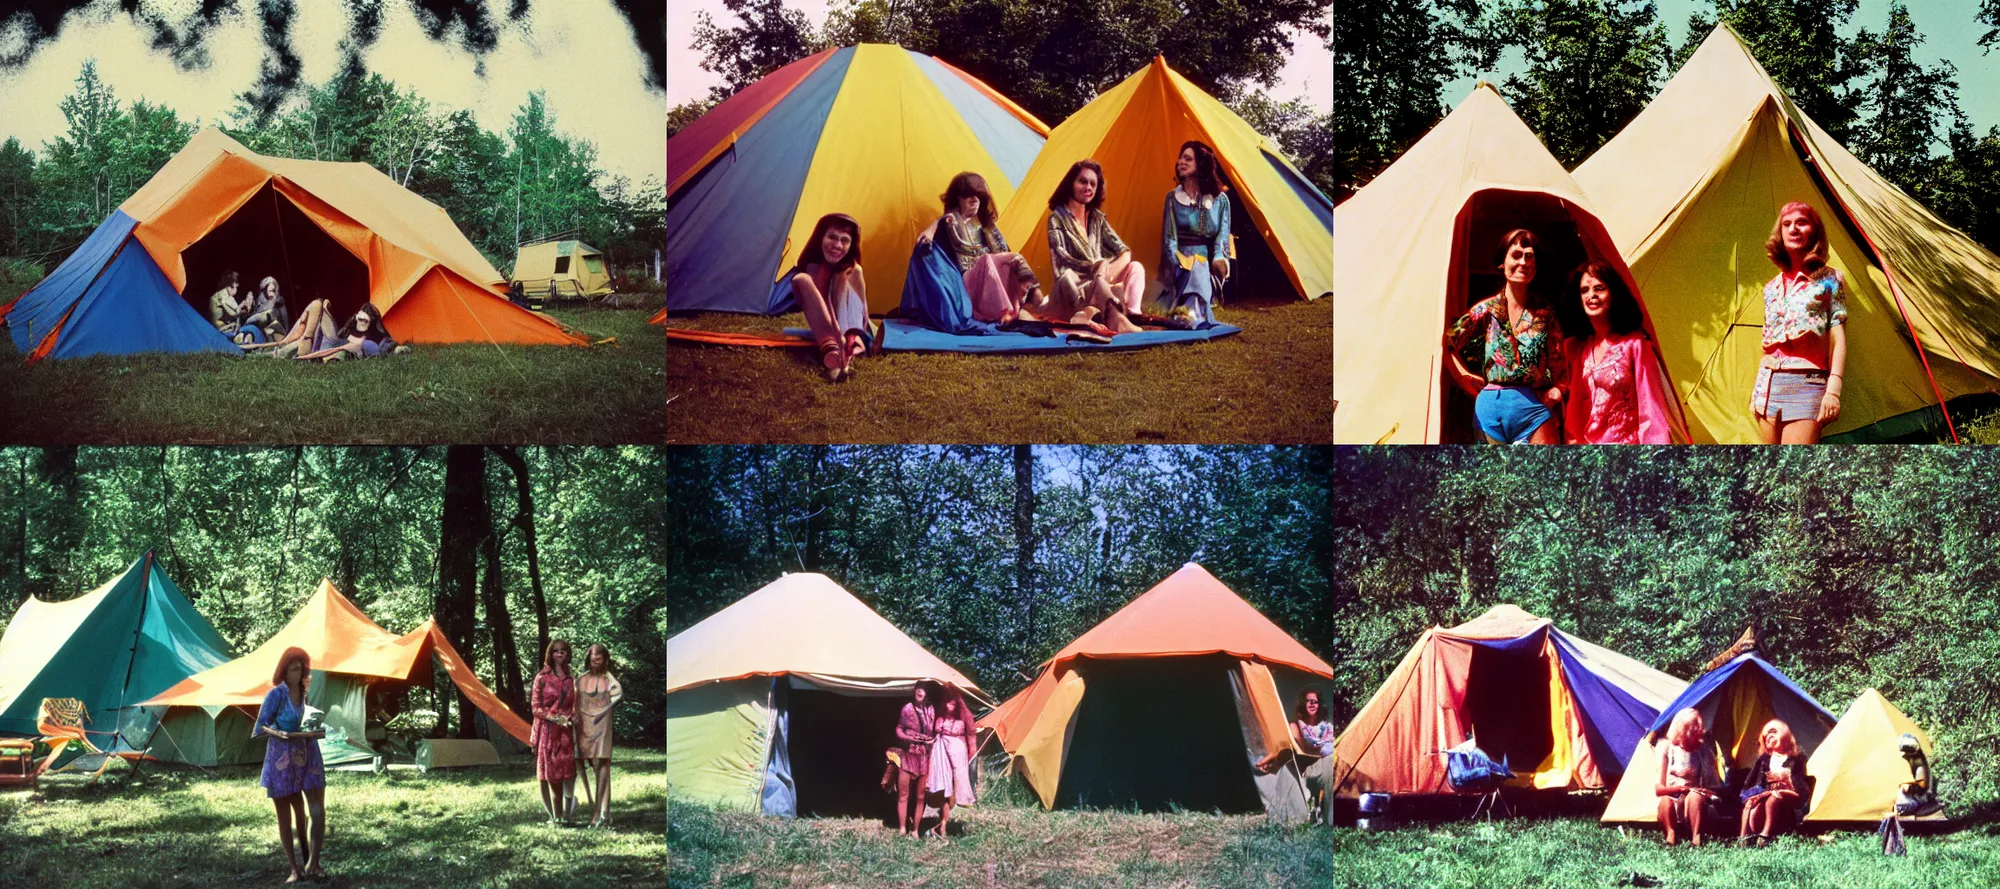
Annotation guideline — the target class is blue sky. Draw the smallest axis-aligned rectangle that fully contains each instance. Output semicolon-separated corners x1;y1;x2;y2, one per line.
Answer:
1443;0;2000;135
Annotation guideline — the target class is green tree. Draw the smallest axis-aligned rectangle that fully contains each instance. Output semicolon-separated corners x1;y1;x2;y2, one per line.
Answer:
503;92;605;249
1491;0;1671;167
1980;0;1999;51
690;0;820;97
666;98;718;139
1334;0;1479;200
1235;91;1336;200
0;139;37;257
1849;2;1962;208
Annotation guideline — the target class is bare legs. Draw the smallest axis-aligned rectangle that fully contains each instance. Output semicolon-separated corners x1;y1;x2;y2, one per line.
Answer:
794;272;852;380
303;786;325;877
1657;792;1708;845
1684;792;1708;846
935;797;954;839
1656;795;1679;846
1086;258;1144;333
587;758;612;827
1739;791;1798;844
1756;416;1822;444
895;769;922;837
539;778;560;823
274;795;304;882
272;790;322;881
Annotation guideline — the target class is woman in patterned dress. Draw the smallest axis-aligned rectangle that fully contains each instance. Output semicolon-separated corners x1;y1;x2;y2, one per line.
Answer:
923;683;978;839
1045;160;1144;334
1752;201;1848;443
575;643;625;828
893;681;939;837
255;647;327;883
1159;141;1231;325
919;172;1043;323
531;639;578;824
1560;260;1677;444
1443;229;1568;444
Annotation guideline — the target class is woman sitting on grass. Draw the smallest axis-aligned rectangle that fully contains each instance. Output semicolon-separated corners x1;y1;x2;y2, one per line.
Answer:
924;683;978;840
777;213;867;382
1046;160;1143;335
255;646;327;883
248;299;395;361
1739;719;1808;847
1160;140;1231;326
918;172;1043;324
575;643;625;829
1655;707;1724;847
532;639;579;825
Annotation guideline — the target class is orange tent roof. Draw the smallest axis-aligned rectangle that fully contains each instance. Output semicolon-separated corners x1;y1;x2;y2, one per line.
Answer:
981;563;1331;750
120;128;582;346
142;580;528;744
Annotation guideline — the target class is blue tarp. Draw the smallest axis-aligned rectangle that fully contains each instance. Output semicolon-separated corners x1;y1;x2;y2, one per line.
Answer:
897;239;995;335
786;319;1244;354
3;210;238;359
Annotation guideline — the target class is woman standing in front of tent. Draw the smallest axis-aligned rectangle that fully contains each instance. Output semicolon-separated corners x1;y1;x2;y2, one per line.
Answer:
893;680;938;838
919;172;1043;323
1046;160;1143;334
1159;141;1231;325
1739;719;1808;846
531;639;578;824
1654;707;1724;846
1560;260;1676;443
924;683;978;839
1443;230;1567;444
1752;201;1847;443
255;646;327;883
575;643;624;828
778;213;868;382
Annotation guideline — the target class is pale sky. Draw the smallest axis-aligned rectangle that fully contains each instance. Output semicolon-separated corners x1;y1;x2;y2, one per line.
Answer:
0;0;665;184
666;0;1332;115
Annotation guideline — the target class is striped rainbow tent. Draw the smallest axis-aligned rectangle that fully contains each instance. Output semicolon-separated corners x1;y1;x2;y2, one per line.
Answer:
666;44;1048;315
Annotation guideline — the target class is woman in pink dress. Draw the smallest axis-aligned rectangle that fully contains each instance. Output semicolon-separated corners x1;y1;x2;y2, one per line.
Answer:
531;639;578;824
924;683;978;839
893;681;938;837
918;172;1043;323
1561;259;1678;444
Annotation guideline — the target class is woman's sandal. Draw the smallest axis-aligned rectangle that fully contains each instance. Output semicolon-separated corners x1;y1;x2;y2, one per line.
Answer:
819;341;846;382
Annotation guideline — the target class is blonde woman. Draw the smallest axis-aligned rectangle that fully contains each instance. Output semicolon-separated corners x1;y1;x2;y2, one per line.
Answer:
1653;708;1723;846
1739;719;1808;846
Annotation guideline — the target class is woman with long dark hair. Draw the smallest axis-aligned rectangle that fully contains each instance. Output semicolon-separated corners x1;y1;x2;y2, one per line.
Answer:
923;683;978;839
1560;260;1676;443
1443;229;1567;443
1160;141;1231;325
919;172;1043;323
892;680;939;837
1752;201;1848;443
255;647;327;883
1045;160;1143;334
775;213;868;381
531;639;578;824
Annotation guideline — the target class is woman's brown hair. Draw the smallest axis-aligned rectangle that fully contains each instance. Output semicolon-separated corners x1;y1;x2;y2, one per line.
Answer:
540;638;572;676
797;213;862;274
584;643;616;675
1765;201;1828;273
942;172;998;229
1047;159;1107;214
1294;689;1328;725
1176;140;1224;198
338;302;389;342
1492;228;1540;270
272;646;311;691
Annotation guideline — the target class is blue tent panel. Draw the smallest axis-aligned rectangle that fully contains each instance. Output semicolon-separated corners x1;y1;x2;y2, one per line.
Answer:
1645;654;1835;736
1263;148;1334;233
5;211;138;352
760;678;796;817
667;49;854;314
52;235;238;359
910;52;1045;186
848;319;1243;353
1462;626;1547;656
1551;633;1668;772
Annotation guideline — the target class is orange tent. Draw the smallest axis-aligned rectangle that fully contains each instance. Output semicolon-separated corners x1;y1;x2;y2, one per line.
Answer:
122;129;580;347
979;563;1332;820
143;580;528;764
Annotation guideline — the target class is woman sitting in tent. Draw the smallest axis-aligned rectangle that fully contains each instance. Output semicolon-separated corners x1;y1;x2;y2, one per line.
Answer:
576;643;625;829
776;213;868;382
255;646;327;883
1046;160;1143;335
1739;719;1809;847
1654;707;1725;846
892;680;939;838
1159;141;1231;326
249;298;396;361
918;172;1043;324
1293;689;1334;758
1560;260;1675;444
532;639;578;824
1752;201;1848;444
1444;229;1568;444
924;683;978;839
209;270;250;342
240;276;292;344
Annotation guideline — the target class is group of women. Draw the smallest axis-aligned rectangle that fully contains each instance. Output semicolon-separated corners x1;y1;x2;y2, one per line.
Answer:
786;141;1238;382
1444;201;1848;444
252;639;624;884
1651;709;1810;847
208;271;400;362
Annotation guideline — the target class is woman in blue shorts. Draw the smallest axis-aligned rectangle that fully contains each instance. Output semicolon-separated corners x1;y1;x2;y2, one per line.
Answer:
1443;229;1568;443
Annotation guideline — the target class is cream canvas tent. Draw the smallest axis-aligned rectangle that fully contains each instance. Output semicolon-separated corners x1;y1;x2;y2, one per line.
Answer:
1573;24;2000;442
511;239;613;299
1333;84;1685;444
666;573;987;818
1804;688;1940;823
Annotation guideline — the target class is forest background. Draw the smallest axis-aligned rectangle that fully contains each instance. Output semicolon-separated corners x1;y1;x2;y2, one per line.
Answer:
0;446;669;745
1338;0;2000;257
1335;447;2000;812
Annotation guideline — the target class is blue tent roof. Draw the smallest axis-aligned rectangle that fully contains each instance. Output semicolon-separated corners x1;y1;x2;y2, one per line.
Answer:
5;211;239;360
1644;653;1836;751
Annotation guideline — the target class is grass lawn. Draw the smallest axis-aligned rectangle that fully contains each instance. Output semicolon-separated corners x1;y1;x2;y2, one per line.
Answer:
0;746;665;888
661;297;1330;443
667;773;1331;888
1331;814;2000;889
0;265;665;444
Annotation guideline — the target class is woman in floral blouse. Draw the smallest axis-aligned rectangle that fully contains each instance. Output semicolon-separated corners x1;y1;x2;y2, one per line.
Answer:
919;172;1043;323
531;639;578;824
1443;229;1567;443
1045;160;1144;334
256;647;327;883
1753;201;1848;443
1560;260;1678;444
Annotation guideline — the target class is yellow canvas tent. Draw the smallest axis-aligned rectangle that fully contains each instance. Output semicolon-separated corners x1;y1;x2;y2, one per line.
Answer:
1572;24;2000;442
665;573;986;817
1334;83;1683;444
997;57;1332;306
1804;688;1938;823
510;239;612;298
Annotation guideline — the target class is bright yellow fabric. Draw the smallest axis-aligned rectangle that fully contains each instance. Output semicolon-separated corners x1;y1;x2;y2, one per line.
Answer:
1573;25;2000;441
781;44;1021;314
1015;670;1087;809
664;573;982;695
511;241;614;296
665;678;773;810
1600;736;1665;822
997;57;1330;306
1333;85;1672;443
1805;688;1932;822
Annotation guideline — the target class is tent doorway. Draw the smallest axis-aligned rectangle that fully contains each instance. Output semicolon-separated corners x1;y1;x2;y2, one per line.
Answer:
786;687;907;820
179;183;371;333
1221;201;1301;304
1461;642;1557;776
1439;189;1596;443
1057;655;1263;812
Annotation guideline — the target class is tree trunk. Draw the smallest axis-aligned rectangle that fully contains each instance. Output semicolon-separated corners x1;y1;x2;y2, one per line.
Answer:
37;447;82;596
1013;445;1037;658
478;527;528;721
492;446;550;662
437;446;487;738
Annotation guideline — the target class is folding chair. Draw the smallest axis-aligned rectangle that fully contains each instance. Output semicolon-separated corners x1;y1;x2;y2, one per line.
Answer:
33;698;146;783
1441;738;1515;821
